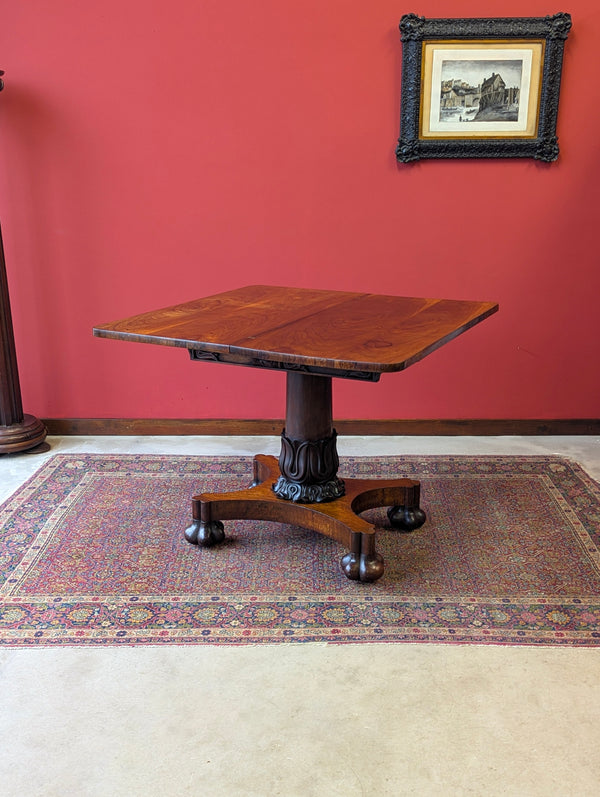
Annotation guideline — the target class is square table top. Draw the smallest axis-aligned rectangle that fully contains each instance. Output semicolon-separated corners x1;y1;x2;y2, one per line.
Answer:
93;285;498;381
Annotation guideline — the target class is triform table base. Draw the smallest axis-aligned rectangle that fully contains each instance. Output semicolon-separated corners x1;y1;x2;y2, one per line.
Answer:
184;453;426;583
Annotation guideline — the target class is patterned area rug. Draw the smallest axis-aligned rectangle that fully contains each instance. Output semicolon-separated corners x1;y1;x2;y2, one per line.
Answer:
1;454;600;647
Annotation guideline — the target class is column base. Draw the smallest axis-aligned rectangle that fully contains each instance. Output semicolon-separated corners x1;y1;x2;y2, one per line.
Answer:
0;414;48;455
276;427;342;503
273;474;345;503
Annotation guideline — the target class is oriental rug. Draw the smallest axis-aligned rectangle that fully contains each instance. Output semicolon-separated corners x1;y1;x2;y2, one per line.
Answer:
1;454;600;647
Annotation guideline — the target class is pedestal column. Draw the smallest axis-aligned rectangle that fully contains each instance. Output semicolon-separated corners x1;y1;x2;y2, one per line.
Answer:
0;225;47;454
0;71;47;454
273;372;345;503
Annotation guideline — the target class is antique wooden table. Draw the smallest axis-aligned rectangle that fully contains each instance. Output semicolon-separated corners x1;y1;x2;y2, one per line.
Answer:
94;285;498;582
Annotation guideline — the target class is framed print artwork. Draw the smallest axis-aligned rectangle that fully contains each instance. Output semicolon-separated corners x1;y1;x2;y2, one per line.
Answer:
396;13;572;162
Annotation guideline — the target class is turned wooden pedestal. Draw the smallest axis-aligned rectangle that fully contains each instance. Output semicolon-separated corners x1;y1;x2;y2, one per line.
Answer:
184;372;426;582
0;225;47;454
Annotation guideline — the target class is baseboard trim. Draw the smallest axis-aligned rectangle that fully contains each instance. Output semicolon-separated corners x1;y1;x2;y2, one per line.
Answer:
42;418;600;436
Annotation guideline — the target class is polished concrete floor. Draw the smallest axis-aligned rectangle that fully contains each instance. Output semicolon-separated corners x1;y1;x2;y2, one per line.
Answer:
1;435;600;796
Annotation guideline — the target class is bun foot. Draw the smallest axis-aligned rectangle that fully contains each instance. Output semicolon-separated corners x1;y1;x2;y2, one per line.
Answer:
340;551;384;583
387;504;426;532
184;519;225;546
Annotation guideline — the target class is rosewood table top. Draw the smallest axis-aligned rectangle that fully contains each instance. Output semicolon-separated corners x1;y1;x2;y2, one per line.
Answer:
93;284;498;381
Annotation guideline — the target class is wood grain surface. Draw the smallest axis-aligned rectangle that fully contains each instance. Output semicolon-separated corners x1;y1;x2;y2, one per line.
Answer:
94;285;498;376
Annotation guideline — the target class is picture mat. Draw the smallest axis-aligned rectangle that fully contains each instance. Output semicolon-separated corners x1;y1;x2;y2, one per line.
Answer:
421;41;544;139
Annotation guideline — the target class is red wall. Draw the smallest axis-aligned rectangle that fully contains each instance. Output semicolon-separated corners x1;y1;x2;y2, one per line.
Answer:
1;1;598;421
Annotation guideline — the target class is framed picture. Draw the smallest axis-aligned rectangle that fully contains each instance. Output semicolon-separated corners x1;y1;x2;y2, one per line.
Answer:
396;13;571;163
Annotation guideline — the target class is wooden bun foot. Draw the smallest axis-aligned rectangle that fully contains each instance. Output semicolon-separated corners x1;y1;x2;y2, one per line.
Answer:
184;519;225;546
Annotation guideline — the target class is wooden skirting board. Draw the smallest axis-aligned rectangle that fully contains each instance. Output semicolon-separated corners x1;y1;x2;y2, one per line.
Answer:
42;418;600;436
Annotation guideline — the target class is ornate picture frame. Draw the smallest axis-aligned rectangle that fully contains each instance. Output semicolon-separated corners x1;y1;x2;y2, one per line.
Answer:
396;13;571;163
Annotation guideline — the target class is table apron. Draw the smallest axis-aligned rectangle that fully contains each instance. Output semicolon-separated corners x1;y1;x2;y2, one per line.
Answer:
188;349;381;381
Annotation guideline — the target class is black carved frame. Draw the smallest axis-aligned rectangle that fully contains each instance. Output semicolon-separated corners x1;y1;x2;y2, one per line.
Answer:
396;13;571;163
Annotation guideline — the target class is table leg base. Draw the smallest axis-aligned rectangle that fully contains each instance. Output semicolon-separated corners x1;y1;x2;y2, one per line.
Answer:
185;455;426;583
387;501;427;532
340;534;385;583
184;519;225;547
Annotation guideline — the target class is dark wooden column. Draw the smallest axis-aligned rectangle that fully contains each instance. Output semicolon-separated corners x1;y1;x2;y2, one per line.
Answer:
0;71;47;454
273;372;344;503
285;372;333;441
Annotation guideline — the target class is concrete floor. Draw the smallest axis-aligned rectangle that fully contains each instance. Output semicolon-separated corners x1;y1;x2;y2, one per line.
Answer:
1;435;600;796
